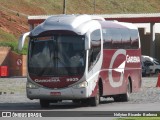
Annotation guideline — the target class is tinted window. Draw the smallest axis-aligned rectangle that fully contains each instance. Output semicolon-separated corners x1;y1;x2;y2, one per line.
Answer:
103;28;122;49
103;29;112;49
120;28;131;49
88;29;101;71
28;35;86;76
103;28;139;49
130;29;139;49
111;28;122;49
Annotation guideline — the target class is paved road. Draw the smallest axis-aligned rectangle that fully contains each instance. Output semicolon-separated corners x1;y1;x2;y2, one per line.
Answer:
0;77;160;119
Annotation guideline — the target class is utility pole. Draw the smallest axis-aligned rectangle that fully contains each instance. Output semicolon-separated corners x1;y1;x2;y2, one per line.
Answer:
63;0;66;14
94;0;96;14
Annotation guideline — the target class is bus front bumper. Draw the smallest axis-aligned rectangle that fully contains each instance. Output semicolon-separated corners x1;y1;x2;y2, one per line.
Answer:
26;82;89;100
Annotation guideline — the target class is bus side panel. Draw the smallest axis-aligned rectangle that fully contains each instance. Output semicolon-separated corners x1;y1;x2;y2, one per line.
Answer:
123;49;142;93
100;49;122;96
101;70;120;96
100;49;141;96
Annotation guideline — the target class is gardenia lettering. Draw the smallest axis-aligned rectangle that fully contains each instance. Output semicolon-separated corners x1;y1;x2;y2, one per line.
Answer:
126;55;140;63
35;78;60;83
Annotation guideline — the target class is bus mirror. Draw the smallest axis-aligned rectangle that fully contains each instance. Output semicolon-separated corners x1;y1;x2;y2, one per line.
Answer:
18;32;30;51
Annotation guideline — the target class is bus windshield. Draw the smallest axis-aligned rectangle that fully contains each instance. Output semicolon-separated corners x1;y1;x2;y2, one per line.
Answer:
28;35;86;77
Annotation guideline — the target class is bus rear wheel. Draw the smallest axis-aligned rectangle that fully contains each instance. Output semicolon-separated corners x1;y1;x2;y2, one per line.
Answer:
40;99;50;108
123;82;131;101
114;81;131;102
121;81;131;102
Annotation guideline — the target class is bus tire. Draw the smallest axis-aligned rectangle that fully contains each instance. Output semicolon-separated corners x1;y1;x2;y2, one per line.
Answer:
80;99;89;106
73;100;81;104
90;87;100;106
122;81;131;102
40;99;50;108
155;69;159;75
114;81;131;102
113;95;121;102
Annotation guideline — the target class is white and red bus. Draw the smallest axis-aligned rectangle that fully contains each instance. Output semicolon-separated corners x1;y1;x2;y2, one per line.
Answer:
19;15;142;108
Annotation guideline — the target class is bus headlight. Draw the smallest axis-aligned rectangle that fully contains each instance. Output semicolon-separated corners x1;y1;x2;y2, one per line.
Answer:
26;82;39;89
73;81;88;88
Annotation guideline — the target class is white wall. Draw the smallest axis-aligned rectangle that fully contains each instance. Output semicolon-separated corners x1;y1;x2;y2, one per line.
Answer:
135;23;160;33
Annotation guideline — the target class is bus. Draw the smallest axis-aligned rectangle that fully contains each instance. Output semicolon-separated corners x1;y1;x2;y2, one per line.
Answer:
18;14;142;108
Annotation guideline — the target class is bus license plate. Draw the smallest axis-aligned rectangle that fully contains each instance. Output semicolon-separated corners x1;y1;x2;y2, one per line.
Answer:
50;92;61;96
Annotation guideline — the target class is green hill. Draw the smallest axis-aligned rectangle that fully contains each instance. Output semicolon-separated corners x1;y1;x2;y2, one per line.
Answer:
1;0;160;15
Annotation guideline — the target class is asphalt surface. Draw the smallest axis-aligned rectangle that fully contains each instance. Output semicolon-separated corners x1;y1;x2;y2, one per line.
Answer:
0;76;160;119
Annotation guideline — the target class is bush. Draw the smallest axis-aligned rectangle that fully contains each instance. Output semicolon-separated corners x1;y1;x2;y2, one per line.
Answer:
0;29;28;55
0;42;28;55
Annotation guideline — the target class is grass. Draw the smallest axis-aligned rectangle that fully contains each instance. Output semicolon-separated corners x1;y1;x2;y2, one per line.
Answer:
0;30;28;55
0;42;28;55
1;0;160;15
0;29;17;42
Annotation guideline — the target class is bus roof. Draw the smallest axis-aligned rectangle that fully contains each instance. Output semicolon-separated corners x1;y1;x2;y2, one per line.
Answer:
100;21;138;29
30;14;102;36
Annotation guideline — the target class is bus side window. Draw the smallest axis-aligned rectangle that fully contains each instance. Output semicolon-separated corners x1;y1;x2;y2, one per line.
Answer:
103;29;112;49
111;28;122;49
103;28;122;49
121;28;131;49
130;30;139;49
88;29;101;71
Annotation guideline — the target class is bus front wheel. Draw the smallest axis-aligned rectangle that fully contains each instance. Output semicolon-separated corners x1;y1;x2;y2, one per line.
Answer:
90;87;100;106
40;99;50;108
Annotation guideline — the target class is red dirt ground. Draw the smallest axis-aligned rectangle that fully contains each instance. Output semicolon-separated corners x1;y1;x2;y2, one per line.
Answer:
0;9;29;38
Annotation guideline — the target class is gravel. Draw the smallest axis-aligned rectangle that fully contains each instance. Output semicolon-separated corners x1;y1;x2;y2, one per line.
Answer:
129;77;160;104
0;76;160;104
0;77;38;103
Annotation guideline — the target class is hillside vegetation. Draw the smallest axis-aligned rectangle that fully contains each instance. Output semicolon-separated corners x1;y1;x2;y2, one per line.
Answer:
0;0;160;54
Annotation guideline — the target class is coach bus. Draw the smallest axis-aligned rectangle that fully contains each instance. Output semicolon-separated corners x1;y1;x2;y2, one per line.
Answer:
18;15;141;108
